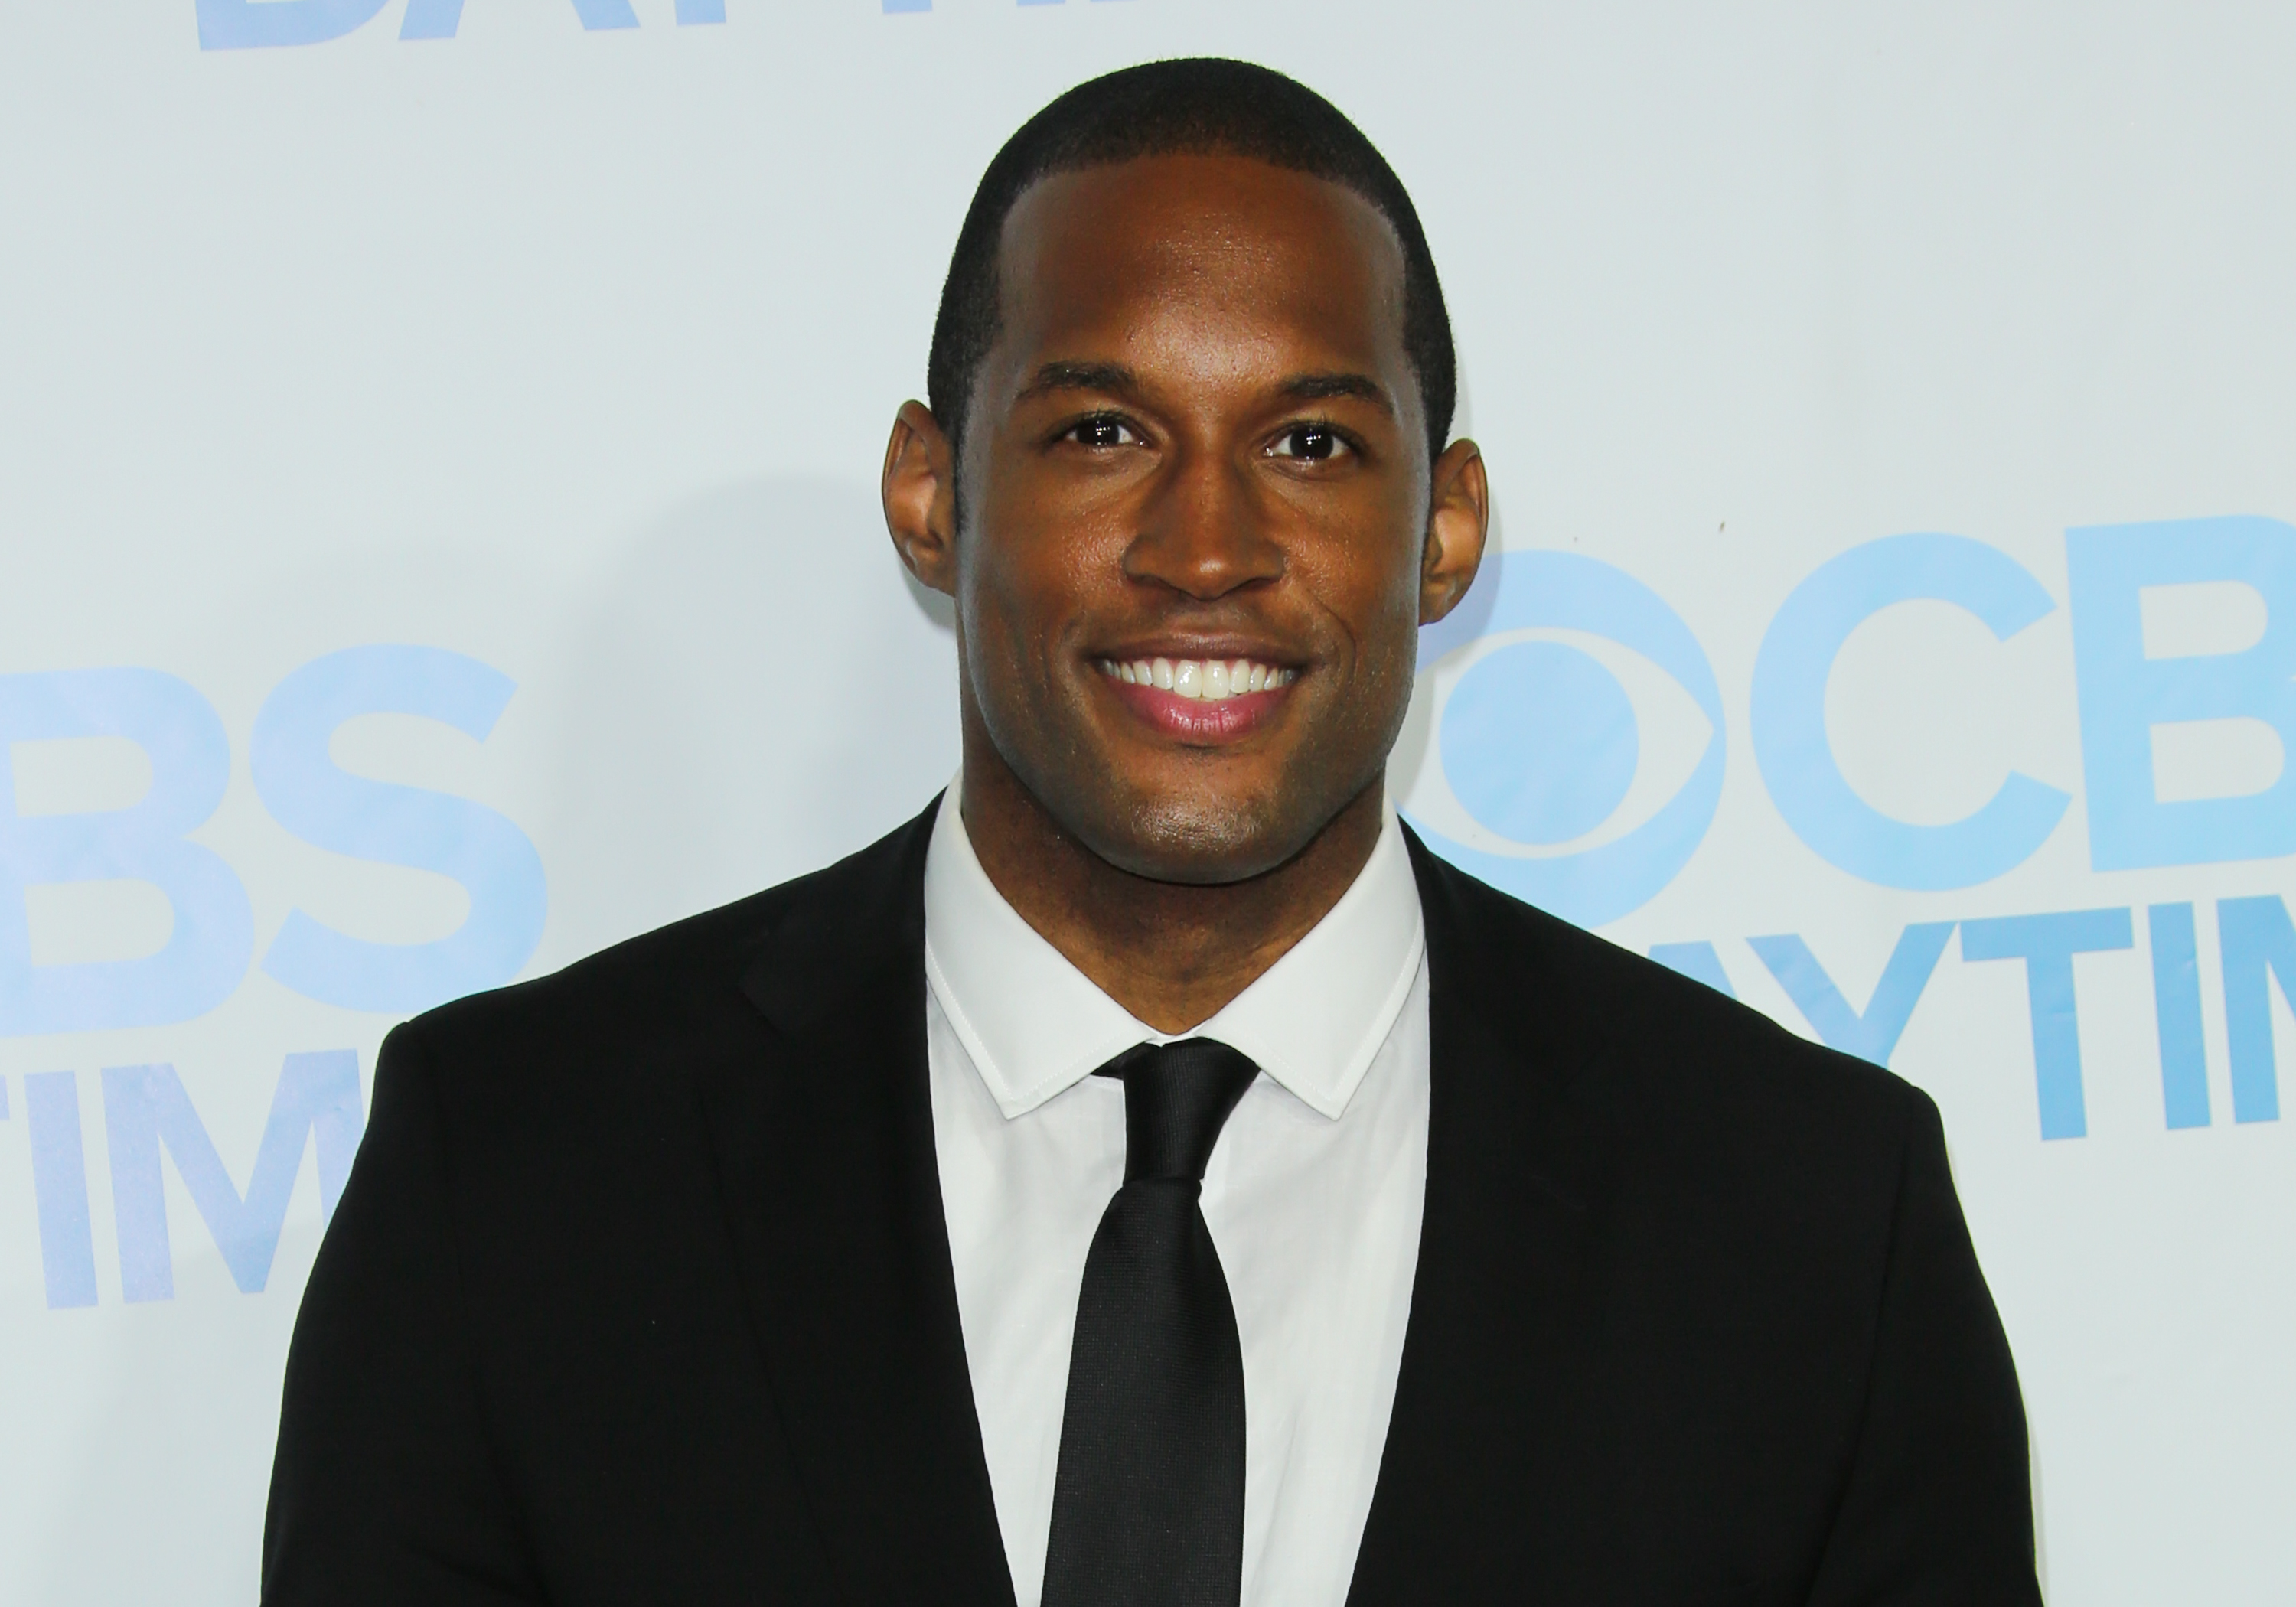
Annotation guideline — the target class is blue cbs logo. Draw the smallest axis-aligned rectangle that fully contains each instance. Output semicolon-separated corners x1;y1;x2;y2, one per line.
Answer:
1414;517;2296;925
1409;552;1725;929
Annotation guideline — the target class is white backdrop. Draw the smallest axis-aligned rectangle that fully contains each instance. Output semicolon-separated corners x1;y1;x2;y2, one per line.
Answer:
4;2;2294;1600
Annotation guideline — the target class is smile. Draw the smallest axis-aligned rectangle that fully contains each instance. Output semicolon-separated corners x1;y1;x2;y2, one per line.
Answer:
1095;657;1298;700
1093;654;1299;745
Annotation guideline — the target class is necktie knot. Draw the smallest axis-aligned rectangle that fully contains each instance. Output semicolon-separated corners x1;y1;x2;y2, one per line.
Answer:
1096;1038;1258;1184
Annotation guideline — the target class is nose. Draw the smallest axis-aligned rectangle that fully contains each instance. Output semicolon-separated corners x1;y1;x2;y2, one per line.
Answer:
1121;438;1284;601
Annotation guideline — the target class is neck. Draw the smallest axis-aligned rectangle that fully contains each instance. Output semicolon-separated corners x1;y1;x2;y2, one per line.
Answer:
957;742;1385;1036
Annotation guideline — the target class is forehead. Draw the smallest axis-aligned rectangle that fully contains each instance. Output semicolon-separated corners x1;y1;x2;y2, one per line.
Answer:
989;153;1412;397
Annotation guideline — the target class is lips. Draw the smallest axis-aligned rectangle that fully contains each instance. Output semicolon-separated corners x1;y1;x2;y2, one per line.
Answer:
1095;654;1297;743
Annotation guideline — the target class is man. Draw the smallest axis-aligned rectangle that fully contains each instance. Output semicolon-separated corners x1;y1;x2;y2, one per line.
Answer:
263;58;2040;1606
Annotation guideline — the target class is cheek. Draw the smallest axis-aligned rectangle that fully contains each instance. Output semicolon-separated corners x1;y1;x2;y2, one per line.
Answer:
957;520;1104;699
1297;514;1425;655
969;477;1128;628
957;479;1042;632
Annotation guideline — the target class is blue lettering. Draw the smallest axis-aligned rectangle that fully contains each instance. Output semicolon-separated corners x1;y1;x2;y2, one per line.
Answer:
24;1071;97;1309
103;1052;363;1301
253;646;546;1015
395;0;664;39
196;0;733;44
568;0;640;26
1751;533;2069;890
398;0;461;38
1746;922;1956;1066
197;0;387;49
1649;941;1736;999
1960;908;2135;1139
2067;517;2296;870
2218;894;2296;1124
2148;903;2212;1129
0;669;253;1036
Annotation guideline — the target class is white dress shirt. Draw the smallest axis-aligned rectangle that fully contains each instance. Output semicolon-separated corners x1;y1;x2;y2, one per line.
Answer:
923;786;1430;1607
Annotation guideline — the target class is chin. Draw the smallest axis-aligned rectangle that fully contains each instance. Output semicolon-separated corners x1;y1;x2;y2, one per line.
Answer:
1086;786;1327;888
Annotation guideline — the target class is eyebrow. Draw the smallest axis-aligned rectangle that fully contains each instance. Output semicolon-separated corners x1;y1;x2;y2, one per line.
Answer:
1013;361;1396;415
1277;371;1395;414
1014;361;1142;404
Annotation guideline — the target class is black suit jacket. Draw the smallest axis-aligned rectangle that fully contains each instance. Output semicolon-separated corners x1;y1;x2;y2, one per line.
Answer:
263;797;2039;1605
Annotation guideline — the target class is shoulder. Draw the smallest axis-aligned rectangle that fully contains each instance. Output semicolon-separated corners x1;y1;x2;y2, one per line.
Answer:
1411;837;1938;1161
386;800;938;1097
408;875;796;1056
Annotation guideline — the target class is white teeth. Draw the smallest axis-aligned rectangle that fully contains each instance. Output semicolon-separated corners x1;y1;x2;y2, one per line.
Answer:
1101;656;1296;699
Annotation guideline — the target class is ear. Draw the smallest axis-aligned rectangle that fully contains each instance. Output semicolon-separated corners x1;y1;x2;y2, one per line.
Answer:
883;399;960;596
1419;438;1489;624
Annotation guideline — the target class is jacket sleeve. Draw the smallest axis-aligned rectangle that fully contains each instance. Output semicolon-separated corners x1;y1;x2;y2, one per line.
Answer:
263;1023;541;1606
1805;1093;2043;1606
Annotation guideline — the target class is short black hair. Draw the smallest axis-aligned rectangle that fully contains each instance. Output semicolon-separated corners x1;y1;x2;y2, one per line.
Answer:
926;57;1457;476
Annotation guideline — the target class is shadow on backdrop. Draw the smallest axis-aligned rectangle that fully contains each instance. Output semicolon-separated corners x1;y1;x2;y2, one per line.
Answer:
533;476;958;967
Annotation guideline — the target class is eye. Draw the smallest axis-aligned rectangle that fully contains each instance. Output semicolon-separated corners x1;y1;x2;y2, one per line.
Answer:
1268;424;1350;462
1064;415;1140;449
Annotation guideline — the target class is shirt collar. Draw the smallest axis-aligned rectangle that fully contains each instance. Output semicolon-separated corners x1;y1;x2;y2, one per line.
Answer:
922;778;1425;1122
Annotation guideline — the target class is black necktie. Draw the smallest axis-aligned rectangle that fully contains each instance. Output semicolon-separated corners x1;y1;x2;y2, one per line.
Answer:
1040;1038;1259;1607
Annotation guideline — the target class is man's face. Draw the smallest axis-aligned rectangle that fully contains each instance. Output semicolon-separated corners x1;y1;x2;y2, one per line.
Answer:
902;153;1482;885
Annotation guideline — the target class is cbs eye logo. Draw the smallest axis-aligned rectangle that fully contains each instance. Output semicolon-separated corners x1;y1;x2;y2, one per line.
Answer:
1400;551;1725;927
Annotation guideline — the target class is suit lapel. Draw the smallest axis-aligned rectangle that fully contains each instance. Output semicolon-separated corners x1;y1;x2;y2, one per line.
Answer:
1344;830;1616;1604
700;797;1017;1607
696;806;1616;1603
